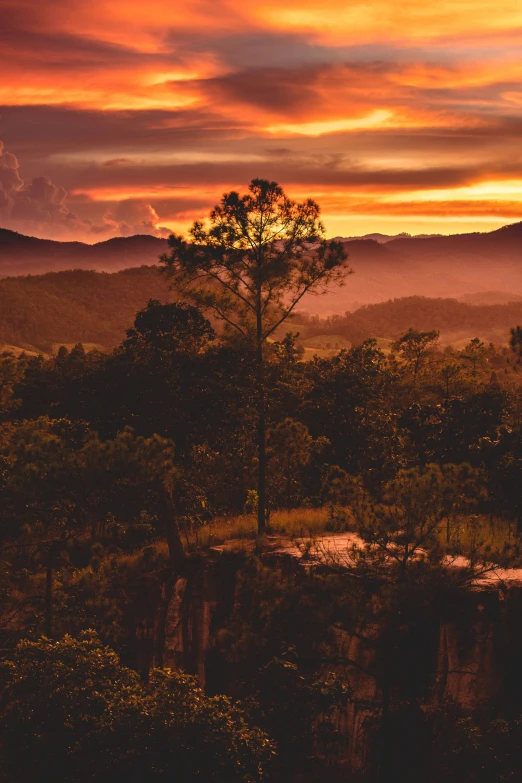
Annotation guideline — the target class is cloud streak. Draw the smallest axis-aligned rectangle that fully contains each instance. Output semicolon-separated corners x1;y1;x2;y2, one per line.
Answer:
0;0;521;238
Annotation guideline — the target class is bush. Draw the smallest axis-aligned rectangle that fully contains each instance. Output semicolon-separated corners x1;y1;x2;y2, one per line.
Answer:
0;631;275;783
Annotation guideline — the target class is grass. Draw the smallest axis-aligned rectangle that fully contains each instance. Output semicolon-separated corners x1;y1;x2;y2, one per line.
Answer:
188;508;518;563
439;514;516;558
189;506;338;548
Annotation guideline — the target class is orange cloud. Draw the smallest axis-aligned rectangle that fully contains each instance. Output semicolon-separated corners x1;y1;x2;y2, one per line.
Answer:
0;0;521;238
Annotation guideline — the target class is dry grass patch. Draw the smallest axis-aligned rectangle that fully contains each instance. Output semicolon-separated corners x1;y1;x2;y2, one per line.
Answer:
190;506;343;547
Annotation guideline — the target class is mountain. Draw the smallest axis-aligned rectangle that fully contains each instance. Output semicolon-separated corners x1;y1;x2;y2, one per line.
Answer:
1;264;522;355
0;228;168;277
335;232;443;243
0;222;521;315
316;222;522;314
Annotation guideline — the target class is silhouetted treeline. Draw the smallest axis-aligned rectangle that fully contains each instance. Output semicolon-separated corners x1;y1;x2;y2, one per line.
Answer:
1;302;521;518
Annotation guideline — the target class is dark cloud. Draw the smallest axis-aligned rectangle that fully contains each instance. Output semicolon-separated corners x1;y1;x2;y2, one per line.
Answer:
187;64;330;112
0;28;153;71
0;106;244;159
45;153;522;193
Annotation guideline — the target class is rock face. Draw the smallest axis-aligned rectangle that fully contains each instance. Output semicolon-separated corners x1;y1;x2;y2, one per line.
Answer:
147;545;522;773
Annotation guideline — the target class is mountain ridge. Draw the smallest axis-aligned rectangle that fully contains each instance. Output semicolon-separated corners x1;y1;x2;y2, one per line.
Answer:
0;222;521;313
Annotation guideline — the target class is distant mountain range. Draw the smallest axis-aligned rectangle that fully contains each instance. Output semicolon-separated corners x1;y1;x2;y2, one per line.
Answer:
0;222;521;315
0;229;166;277
334;232;443;243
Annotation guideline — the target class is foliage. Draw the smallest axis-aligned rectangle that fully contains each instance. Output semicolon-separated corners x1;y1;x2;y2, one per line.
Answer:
3;219;522;781
391;328;440;383
435;711;522;782
160;179;350;341
0;631;274;783
161;178;350;533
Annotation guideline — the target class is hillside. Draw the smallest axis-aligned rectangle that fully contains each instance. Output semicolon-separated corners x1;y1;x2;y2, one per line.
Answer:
0;266;171;353
1;223;522;314
297;295;522;347
1;263;522;354
321;222;522;313
457;291;522;306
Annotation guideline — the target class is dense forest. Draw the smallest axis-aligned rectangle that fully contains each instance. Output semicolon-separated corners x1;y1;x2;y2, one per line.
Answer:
2;181;522;783
0;266;171;352
295;295;522;347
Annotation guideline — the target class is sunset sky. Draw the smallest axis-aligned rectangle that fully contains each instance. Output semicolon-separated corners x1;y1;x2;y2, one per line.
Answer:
1;0;521;241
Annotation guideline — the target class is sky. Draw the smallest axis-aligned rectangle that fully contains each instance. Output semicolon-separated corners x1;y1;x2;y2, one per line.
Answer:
1;0;521;242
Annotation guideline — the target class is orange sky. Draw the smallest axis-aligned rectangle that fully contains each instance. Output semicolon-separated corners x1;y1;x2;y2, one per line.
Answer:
0;0;521;240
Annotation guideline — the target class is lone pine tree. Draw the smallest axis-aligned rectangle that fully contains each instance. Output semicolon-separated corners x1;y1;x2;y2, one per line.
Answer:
161;178;350;533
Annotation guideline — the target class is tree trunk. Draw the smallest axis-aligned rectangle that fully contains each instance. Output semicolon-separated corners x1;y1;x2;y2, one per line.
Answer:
256;330;267;535
45;544;56;637
161;484;186;568
154;570;178;670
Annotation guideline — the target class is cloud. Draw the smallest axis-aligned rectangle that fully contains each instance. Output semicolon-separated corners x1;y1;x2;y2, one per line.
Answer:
103;199;170;237
102;158;134;167
0;139;170;240
2;0;522;237
0;139;95;237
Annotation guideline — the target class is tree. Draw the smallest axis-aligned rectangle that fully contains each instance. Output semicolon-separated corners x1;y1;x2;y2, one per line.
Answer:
461;338;489;378
122;299;215;358
266;418;327;509
161;178;350;532
302;340;399;486
440;360;462;400
0;418;184;640
346;463;486;577
392;328;440;385
0;631;274;783
509;324;522;365
323;464;511;783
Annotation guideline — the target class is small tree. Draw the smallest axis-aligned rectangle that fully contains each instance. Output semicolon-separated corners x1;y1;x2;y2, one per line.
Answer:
266;418;326;509
461;338;489;378
440;360;462;400
325;464;512;783
392;328;439;385
123;299;215;358
510;324;522;365
161;179;350;533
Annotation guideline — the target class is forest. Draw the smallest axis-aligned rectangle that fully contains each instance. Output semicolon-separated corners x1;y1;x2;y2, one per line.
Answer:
1;181;522;782
2;266;522;356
